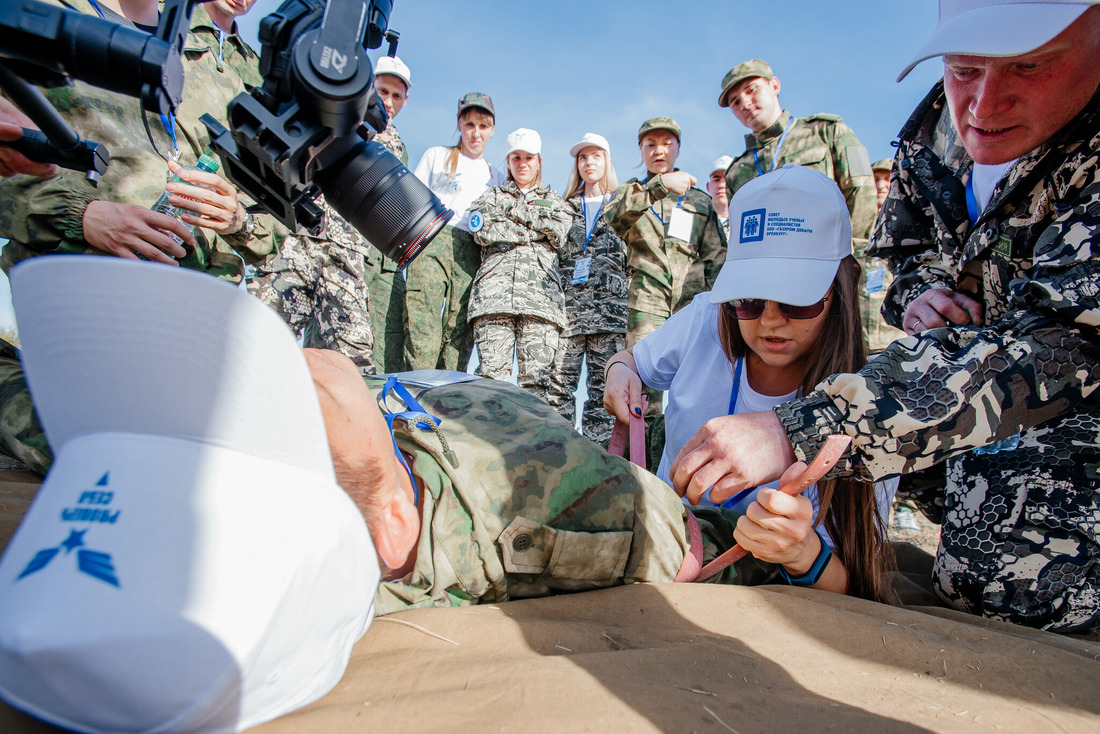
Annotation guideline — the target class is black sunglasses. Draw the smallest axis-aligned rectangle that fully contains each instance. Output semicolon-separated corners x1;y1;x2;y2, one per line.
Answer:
722;293;831;320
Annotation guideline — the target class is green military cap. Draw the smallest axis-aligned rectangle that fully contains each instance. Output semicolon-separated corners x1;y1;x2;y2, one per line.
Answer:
872;158;893;173
718;59;775;108
457;92;495;118
637;117;681;142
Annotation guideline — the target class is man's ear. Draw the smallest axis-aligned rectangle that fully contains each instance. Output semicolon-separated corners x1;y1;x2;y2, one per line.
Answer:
368;481;420;571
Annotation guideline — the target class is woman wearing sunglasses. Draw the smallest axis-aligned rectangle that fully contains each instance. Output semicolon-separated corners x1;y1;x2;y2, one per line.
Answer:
603;165;895;601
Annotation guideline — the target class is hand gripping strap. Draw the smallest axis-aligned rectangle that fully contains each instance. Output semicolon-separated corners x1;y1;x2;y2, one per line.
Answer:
683;434;852;583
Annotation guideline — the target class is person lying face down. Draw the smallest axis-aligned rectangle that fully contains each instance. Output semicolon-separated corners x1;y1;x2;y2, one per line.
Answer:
302;347;866;615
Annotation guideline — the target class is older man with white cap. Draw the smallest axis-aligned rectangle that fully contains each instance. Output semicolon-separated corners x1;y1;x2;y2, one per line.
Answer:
670;0;1100;634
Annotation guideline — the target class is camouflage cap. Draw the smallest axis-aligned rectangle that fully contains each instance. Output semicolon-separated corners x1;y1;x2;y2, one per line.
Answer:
872;158;893;173
718;59;775;108
457;92;495;118
637;117;681;143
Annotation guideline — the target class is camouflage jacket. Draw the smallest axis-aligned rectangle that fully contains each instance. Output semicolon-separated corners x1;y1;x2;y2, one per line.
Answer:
0;2;279;278
776;82;1100;483
467;183;574;327
557;193;628;336
725;111;877;245
371;374;769;615
605;173;725;318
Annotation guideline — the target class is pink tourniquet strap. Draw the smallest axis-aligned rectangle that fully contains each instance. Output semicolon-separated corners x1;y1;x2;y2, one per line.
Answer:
607;396;649;469
688;435;853;583
674;508;704;582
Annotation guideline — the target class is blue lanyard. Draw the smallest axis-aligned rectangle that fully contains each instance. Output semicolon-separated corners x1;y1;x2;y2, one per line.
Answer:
378;376;441;507
581;195;606;253
86;0;106;17
649;195;684;226
158;111;178;158
753;115;794;177
965;173;981;225
717;357;755;510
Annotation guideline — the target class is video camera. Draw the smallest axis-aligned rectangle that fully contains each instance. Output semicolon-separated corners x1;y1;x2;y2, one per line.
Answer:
0;0;451;268
202;0;452;268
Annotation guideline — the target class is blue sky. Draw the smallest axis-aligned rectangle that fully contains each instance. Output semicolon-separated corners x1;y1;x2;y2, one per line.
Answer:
0;0;947;334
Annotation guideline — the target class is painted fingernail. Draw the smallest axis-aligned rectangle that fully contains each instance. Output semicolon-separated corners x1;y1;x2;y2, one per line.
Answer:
633;407;642;416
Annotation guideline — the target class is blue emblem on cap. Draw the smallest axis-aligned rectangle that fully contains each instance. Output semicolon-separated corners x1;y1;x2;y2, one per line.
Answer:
740;208;766;243
469;210;484;232
17;529;120;587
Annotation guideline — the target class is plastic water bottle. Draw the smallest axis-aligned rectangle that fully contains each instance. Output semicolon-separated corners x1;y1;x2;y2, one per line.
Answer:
150;154;220;245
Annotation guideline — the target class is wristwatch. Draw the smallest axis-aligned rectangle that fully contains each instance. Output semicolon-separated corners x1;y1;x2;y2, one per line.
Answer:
778;530;832;587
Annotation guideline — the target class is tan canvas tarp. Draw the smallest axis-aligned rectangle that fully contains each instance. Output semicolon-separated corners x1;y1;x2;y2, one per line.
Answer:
2;470;1098;733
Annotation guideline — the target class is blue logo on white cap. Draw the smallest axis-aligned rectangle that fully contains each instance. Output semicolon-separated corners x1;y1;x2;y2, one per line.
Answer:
740;208;766;243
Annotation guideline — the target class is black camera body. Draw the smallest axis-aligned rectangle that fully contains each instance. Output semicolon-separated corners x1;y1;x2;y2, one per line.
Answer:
202;0;451;268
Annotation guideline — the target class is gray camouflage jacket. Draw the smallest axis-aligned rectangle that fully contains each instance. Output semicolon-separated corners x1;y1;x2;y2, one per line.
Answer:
777;82;1100;483
557;193;628;336
467;183;573;327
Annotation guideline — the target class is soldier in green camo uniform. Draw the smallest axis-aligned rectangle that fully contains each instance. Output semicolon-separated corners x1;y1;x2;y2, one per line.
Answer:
0;0;279;281
719;60;877;250
363;56;412;373
858;159;907;356
686;2;1100;633
467;129;573;403
605;118;725;415
546;133;628;444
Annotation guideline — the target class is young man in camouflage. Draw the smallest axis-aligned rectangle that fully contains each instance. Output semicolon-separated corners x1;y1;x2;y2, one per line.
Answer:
605;118;725;347
362;56;411;374
0;0;278;281
676;0;1100;634
707;155;734;245
858;158;906;356
249;62;410;378
719;59;877;248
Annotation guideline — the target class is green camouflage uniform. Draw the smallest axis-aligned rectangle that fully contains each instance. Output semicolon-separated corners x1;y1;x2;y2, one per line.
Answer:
0;2;278;280
775;83;1100;633
725;110;877;247
546;193;628;444
372;374;774;615
364;120;408;373
605;173;725;346
855;240;907;354
467;183;573;402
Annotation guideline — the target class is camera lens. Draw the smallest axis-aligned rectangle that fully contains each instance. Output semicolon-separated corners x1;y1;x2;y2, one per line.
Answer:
314;140;453;269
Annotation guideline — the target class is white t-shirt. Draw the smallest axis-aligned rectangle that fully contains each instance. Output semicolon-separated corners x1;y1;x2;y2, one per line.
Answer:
413;146;506;232
970;159;1017;214
633;293;897;549
582;195;606;239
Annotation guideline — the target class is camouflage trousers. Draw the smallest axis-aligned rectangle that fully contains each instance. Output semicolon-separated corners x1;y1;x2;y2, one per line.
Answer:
546;332;624;444
626;309;667;416
249;237;374;376
472;314;560;404
364;248;407;373
403;225;478;372
0;343;50;476
902;419;1100;633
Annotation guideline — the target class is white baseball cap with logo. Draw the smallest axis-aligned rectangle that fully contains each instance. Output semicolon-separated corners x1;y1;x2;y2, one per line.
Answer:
569;132;611;158
506;128;542;156
374;55;412;89
897;0;1098;81
710;164;852;306
0;257;379;733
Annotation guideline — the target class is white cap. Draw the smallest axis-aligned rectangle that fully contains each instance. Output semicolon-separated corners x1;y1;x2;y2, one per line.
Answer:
897;0;1097;81
710;164;852;306
569;132;611;158
710;155;734;175
375;55;411;89
506;128;542;156
0;257;378;733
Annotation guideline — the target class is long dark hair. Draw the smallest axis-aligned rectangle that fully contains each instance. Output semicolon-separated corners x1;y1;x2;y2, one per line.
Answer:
717;255;895;603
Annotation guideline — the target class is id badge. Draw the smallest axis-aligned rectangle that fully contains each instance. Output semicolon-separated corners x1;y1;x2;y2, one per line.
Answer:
572;256;592;285
865;266;886;295
667;206;694;241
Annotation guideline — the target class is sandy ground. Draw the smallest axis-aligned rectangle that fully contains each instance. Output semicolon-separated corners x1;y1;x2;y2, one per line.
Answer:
886;507;941;555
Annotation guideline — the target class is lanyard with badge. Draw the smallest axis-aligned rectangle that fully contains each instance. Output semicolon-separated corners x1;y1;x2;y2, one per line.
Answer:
572;194;606;285
753;115;794;177
650;195;694;242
